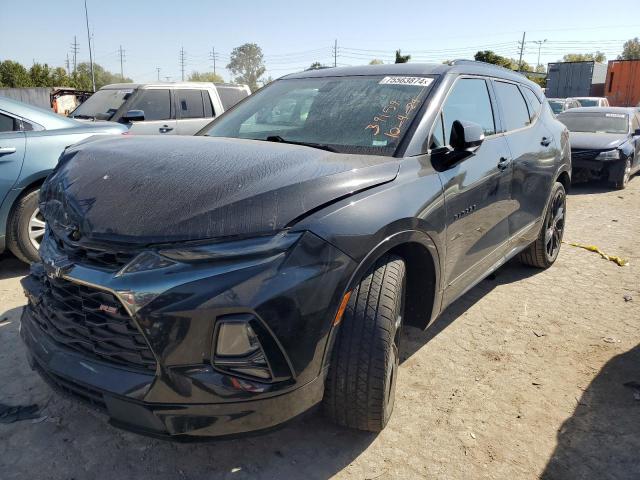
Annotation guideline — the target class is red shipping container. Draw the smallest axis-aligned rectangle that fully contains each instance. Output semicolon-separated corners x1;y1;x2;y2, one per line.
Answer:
605;60;640;107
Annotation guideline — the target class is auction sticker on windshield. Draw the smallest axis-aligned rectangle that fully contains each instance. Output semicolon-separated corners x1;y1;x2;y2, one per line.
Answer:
379;76;434;86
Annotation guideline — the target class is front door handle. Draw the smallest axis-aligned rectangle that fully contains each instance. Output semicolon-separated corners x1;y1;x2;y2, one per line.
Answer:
159;126;173;133
497;157;511;171
0;147;17;155
541;137;552;147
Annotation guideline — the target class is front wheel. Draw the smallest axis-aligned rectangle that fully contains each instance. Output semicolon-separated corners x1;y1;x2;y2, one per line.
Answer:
609;157;632;190
6;189;44;264
323;254;405;432
519;182;566;269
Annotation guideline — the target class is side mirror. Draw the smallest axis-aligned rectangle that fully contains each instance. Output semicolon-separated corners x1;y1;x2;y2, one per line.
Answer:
123;110;145;122
450;120;485;154
634;128;640;137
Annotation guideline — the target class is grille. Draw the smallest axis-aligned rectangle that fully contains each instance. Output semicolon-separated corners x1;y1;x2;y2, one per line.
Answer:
50;230;137;271
571;149;601;160
34;361;107;411
29;276;157;371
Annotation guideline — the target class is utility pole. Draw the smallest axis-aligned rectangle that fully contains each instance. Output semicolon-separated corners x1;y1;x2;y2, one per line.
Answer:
517;32;526;72
333;39;338;67
156;67;161;81
70;36;79;73
533;39;548;70
65;54;71;76
164;76;171;82
118;45;126;80
84;0;96;91
210;47;217;75
179;47;186;81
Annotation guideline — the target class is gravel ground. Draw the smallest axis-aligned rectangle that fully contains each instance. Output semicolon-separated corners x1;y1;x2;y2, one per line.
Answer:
1;178;639;480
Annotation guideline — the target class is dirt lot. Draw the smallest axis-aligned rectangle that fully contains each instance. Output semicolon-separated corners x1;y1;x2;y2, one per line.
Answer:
1;178;639;480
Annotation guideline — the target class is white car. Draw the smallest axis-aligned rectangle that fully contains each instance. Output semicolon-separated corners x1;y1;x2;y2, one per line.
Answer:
70;82;250;135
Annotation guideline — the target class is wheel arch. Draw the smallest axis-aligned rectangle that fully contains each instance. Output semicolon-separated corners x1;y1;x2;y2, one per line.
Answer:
344;230;442;330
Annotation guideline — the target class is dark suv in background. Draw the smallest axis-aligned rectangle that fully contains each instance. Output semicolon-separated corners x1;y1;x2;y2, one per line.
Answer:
21;61;570;439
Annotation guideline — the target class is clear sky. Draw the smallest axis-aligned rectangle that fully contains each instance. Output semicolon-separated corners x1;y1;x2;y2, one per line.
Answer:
1;0;638;83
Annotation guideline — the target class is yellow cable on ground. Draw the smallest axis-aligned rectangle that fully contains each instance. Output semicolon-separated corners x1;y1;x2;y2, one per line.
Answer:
564;242;629;267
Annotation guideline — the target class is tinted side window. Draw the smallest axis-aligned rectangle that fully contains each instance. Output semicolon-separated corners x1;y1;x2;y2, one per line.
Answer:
177;89;205;119
0;113;18;132
442;78;495;143
129;89;171;121
494;81;531;131
522;87;542;121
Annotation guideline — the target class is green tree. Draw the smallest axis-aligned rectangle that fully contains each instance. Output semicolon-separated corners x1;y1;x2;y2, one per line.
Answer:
474;50;515;69
29;63;54;87
562;52;606;62
369;59;384;65
395;50;410;63
188;71;224;83
71;62;132;91
227;43;265;92
50;67;71;86
0;60;32;87
618;37;640;60
308;61;325;70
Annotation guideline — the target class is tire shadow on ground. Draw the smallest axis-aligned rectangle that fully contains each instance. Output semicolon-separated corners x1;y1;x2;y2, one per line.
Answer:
0;253;29;280
540;344;640;480
400;258;540;363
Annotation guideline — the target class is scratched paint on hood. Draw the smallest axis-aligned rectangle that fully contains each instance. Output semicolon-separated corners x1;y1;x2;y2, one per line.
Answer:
40;135;399;246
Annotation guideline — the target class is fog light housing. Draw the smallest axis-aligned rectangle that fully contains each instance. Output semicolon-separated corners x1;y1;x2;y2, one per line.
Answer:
213;316;272;380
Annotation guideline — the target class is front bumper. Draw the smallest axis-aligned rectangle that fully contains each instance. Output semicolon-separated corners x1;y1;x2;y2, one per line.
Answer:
20;231;355;438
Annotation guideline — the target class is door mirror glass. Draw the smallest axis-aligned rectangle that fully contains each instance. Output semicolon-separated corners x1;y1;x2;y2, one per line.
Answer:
450;120;485;153
124;110;145;122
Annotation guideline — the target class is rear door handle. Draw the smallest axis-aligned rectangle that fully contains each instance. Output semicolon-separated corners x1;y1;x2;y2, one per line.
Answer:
159;126;173;133
0;147;17;155
541;137;552;147
497;157;511;171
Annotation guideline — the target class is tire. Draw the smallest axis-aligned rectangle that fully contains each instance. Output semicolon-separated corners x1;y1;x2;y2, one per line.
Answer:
324;254;405;432
609;157;631;190
519;182;566;269
6;188;44;264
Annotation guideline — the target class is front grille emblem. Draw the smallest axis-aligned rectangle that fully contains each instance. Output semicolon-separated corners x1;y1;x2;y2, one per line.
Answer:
99;304;118;315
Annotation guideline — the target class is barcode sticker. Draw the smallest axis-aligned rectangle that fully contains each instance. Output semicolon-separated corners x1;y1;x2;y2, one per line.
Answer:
379;76;434;87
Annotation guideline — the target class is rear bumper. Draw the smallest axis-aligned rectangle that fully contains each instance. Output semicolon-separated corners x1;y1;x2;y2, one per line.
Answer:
21;309;325;439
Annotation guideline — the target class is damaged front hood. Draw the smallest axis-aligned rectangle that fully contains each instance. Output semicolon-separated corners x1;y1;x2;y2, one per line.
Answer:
41;135;399;246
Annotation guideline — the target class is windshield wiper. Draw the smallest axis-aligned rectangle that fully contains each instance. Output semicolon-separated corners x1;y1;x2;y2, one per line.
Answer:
265;135;339;153
71;114;95;120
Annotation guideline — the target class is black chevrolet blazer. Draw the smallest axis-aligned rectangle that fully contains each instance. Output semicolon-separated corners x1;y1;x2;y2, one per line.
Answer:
21;61;571;439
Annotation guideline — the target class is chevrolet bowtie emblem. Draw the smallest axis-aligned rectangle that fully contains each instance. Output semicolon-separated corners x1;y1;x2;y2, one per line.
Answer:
43;255;74;279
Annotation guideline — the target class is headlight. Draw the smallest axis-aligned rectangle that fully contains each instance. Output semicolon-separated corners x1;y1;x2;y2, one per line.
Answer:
596;149;620;160
158;231;301;263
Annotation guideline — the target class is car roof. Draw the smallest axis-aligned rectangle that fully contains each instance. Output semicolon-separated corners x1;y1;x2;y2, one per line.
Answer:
0;96;79;129
100;82;215;89
557;106;634;114
281;61;541;90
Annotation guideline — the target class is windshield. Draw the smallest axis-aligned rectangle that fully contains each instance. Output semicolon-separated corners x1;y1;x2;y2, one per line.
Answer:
70;88;135;120
201;75;437;155
548;100;564;114
557;112;629;134
576;99;598;107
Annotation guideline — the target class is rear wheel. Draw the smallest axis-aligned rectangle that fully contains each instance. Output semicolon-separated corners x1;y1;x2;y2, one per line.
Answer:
519;182;566;269
6;189;43;264
324;254;405;432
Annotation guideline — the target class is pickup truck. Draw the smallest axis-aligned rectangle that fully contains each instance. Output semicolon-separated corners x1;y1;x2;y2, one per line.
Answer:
69;82;250;135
